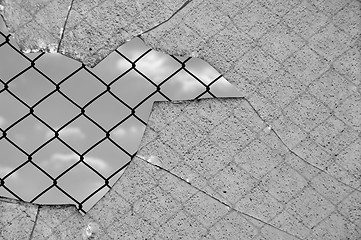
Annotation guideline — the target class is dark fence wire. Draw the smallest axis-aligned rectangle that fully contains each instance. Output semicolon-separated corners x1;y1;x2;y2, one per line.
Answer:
0;29;222;214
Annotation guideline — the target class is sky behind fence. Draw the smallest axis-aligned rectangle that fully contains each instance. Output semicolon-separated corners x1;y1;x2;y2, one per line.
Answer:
0;17;241;212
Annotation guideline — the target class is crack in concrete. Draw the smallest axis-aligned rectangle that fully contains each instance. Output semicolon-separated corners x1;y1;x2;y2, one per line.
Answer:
272;128;361;193
242;97;361;194
134;95;360;239
0;1;359;238
138;0;194;37
57;0;75;52
135;155;303;240
28;206;39;240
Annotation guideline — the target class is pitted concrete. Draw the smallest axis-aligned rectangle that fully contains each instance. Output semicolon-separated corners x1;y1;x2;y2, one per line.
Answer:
1;98;360;239
136;98;361;239
0;0;360;239
0;0;200;66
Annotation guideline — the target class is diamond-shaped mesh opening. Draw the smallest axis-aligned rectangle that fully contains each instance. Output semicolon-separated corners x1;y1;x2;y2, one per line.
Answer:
160;69;210;100
0;19;241;213
6;115;53;154
0;44;30;81
34;53;82;83
58;116;105;154
135;50;182;84
85;92;132;130
85;139;130;178
0;91;29;129
0;140;27;178
60;68;107;107
110;116;147;154
110;70;157;108
32;139;80;178
56;160;106;202
8;68;56;106
4;162;53;201
91;51;132;84
33;92;80;128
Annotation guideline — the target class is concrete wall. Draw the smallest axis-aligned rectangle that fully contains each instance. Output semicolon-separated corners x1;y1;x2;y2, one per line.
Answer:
0;0;360;239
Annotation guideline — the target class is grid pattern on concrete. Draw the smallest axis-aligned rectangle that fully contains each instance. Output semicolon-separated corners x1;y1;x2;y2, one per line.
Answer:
0;155;309;240
1;97;360;239
0;0;198;66
0;0;360;239
136;98;361;239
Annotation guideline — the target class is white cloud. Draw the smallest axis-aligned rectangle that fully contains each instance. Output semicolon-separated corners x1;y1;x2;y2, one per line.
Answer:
43;153;110;172
170;71;206;92
113;125;142;138
83;156;110;172
45;126;85;140
181;80;205;92
169;70;237;96
0;116;6;128
118;52;169;83
113;127;127;137
194;72;217;85
0;166;18;179
13;134;26;143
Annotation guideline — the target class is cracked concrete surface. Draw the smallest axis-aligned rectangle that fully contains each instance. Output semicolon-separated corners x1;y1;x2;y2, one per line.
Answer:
1;98;360;239
0;0;199;66
0;0;360;239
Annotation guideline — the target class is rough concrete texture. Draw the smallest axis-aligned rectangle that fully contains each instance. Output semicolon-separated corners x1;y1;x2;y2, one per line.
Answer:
0;0;197;66
1;0;360;70
137;99;361;239
2;155;322;240
0;0;361;239
1;98;361;239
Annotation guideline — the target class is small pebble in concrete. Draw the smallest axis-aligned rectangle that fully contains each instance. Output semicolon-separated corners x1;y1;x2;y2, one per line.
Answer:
191;51;198;57
48;44;57;53
81;222;100;240
349;85;358;92
264;125;272;134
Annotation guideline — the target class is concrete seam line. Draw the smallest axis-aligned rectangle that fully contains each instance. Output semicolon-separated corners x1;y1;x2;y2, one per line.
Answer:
148;97;361;195
240;97;361;194
272;130;361;194
135;155;304;240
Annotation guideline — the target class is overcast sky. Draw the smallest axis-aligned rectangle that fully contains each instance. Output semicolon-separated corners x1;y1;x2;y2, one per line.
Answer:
0;18;241;211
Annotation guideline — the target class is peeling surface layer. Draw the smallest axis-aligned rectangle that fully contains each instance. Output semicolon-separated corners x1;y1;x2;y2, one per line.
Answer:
0;0;198;66
0;0;73;53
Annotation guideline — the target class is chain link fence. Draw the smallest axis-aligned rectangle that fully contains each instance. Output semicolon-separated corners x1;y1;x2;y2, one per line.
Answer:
0;25;233;213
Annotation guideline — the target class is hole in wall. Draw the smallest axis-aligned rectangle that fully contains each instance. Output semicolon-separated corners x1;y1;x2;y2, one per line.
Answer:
0;17;241;213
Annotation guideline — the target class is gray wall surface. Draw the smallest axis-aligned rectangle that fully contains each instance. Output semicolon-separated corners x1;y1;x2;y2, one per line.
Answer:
0;0;360;239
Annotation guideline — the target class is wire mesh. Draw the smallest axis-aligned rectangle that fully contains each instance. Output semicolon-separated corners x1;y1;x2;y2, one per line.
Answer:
0;27;227;214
